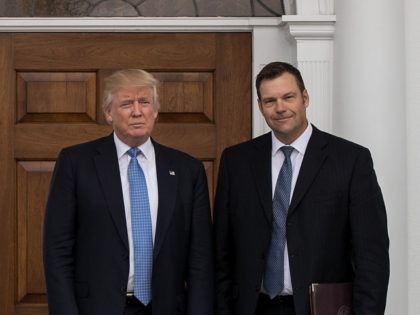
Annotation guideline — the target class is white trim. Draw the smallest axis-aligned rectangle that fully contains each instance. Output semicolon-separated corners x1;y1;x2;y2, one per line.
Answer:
0;17;283;32
283;15;336;39
282;15;336;22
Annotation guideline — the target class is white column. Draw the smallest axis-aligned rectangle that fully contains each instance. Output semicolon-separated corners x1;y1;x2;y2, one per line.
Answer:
405;0;420;314
283;15;335;133
334;2;406;315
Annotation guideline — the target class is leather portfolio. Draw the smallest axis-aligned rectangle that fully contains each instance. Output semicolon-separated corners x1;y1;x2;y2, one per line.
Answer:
309;282;353;315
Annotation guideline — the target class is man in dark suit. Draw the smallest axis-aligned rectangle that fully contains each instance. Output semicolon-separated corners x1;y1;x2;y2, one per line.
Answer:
43;69;214;315
214;62;389;315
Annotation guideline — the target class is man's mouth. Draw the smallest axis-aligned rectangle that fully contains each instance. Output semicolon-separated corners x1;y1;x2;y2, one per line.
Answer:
130;122;144;127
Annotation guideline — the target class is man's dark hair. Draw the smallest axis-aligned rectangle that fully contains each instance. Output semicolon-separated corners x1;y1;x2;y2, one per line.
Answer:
256;61;306;100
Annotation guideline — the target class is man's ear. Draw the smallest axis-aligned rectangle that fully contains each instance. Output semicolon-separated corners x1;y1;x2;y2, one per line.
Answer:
303;90;310;108
103;107;113;125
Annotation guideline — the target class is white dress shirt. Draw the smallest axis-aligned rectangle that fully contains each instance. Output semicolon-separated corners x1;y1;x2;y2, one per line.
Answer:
269;122;313;295
113;133;159;293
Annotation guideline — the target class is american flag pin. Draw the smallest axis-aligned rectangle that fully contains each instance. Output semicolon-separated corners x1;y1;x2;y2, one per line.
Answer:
169;170;176;176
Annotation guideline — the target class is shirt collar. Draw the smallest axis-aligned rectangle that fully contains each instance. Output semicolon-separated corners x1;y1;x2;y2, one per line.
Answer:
271;122;313;156
113;133;154;160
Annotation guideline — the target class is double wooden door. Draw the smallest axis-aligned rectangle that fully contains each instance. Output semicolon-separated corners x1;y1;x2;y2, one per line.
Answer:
0;32;251;314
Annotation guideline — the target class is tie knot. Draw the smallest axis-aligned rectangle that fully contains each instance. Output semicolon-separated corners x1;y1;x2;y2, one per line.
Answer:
128;147;140;158
281;146;294;159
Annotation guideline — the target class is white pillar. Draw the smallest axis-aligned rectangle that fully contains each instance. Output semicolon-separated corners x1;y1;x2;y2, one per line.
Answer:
405;0;420;314
334;2;406;314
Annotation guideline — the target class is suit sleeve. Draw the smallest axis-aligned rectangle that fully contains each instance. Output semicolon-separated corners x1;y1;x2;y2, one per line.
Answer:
349;148;390;314
213;150;234;315
187;162;214;315
43;149;79;315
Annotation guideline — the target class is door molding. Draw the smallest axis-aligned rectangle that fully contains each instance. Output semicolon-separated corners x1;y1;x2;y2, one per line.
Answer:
0;17;282;32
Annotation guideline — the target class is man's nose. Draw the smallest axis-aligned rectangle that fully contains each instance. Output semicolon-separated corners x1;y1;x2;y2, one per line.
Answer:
274;99;286;111
131;102;142;115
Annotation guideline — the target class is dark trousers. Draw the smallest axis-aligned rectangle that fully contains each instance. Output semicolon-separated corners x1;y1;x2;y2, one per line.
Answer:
124;295;152;315
255;293;295;315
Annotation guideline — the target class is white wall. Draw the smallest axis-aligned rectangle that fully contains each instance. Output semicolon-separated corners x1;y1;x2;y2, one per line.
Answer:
334;1;407;314
405;0;420;314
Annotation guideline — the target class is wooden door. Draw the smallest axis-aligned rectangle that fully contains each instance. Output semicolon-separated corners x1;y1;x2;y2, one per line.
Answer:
0;32;251;315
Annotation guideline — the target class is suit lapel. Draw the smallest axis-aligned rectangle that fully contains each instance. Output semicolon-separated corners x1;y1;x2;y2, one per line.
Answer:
250;133;273;224
152;141;177;261
94;134;129;250
288;126;328;216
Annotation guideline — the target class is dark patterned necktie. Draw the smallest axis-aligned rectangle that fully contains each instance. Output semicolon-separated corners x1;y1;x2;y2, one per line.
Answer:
264;145;294;298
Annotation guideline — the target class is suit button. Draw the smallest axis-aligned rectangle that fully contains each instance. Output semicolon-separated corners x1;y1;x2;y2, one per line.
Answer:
120;286;127;293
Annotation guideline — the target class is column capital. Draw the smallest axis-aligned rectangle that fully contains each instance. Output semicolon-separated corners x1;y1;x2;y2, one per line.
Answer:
282;15;336;40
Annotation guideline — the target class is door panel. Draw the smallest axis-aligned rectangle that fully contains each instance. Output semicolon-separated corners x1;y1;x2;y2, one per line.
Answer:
0;32;251;314
17;72;97;123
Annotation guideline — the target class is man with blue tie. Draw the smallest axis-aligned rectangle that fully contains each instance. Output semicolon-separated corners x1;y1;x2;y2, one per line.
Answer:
43;69;214;315
214;62;389;314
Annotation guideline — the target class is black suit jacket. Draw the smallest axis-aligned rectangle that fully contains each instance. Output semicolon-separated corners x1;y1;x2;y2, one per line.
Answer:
214;126;389;315
43;134;214;315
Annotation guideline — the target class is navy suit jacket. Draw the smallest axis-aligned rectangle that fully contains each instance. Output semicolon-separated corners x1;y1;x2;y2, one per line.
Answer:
214;126;389;315
44;134;214;315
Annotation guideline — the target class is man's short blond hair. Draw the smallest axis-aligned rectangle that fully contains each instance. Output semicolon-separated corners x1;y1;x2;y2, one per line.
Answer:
102;69;160;111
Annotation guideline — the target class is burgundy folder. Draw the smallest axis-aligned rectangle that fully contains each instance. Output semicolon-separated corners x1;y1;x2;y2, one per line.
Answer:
309;282;353;315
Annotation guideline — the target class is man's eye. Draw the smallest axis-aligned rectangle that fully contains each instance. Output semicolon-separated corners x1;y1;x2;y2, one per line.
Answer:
263;99;276;106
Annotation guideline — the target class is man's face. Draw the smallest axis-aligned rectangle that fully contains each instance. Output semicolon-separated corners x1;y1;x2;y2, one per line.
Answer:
104;86;158;147
258;72;309;144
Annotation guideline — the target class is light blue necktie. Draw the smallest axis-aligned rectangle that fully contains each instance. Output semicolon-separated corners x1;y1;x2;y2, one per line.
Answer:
264;146;294;298
127;147;153;305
